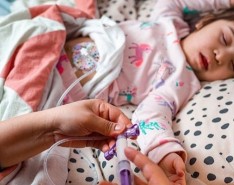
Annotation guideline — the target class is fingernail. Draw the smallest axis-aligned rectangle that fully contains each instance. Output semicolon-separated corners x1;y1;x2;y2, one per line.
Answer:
114;124;122;131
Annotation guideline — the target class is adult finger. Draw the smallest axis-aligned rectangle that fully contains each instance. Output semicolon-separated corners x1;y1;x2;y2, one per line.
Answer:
125;147;170;185
134;175;148;185
99;101;132;126
88;100;131;136
100;181;117;185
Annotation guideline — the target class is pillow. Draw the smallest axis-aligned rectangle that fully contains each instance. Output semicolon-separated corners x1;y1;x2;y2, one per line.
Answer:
67;79;234;185
173;79;234;185
136;0;155;21
97;0;137;23
96;0;157;23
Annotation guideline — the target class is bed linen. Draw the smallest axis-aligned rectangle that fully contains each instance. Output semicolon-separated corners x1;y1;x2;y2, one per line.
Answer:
0;0;15;16
0;0;234;185
0;4;92;120
0;3;101;185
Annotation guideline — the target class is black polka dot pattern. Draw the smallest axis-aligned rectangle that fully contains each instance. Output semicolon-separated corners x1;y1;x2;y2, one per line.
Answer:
97;0;156;23
65;81;234;184
173;79;234;184
97;0;137;23
66;79;234;185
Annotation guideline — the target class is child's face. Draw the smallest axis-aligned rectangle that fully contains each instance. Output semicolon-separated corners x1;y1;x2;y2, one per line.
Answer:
181;19;234;81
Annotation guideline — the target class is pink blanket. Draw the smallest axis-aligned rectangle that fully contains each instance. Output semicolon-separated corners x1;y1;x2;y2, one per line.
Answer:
0;4;92;183
0;4;91;119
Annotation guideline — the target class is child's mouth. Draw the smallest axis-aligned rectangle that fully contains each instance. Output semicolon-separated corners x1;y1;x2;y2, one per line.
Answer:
200;53;208;70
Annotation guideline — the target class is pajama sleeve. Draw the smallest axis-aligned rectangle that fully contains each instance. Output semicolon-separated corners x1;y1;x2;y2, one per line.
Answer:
132;65;201;164
151;0;231;39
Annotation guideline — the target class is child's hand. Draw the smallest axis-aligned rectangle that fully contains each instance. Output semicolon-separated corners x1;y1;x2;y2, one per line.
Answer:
158;152;186;185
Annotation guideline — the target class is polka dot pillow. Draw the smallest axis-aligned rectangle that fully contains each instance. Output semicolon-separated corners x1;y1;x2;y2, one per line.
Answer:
173;79;234;185
91;79;234;185
97;0;157;23
66;79;234;184
117;81;234;185
97;0;137;23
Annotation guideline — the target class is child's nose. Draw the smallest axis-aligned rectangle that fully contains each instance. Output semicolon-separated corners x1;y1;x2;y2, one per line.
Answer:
213;48;232;66
213;49;222;65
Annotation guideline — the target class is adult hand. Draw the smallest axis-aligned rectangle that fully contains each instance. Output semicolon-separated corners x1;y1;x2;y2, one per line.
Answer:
100;147;172;185
0;99;131;168
51;99;132;152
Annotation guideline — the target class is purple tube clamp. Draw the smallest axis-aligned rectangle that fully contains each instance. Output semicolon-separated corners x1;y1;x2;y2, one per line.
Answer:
104;124;140;160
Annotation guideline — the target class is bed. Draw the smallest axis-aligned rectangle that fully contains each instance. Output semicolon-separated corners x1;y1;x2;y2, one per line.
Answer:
0;0;234;185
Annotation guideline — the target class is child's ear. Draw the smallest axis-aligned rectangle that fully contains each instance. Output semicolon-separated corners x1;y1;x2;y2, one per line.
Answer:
195;14;215;30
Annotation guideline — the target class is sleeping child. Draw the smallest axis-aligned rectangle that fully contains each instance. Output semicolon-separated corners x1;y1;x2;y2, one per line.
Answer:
55;0;234;183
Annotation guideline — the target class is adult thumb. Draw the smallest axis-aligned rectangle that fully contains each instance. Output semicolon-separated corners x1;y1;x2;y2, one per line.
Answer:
92;116;126;137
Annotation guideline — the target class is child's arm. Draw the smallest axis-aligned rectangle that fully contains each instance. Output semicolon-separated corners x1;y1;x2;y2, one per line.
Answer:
151;0;231;39
132;88;188;184
152;0;231;20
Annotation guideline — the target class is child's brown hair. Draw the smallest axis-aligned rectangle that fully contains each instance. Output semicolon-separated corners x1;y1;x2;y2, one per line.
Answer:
195;8;234;30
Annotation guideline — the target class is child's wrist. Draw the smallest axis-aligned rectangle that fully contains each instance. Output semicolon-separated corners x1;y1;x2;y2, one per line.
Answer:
175;151;186;162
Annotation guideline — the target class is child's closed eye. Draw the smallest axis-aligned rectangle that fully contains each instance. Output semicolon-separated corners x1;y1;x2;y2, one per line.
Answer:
222;26;234;46
222;33;228;46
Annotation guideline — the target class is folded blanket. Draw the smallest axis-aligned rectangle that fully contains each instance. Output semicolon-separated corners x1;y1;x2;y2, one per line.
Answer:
10;0;98;18
0;5;91;184
0;4;92;121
